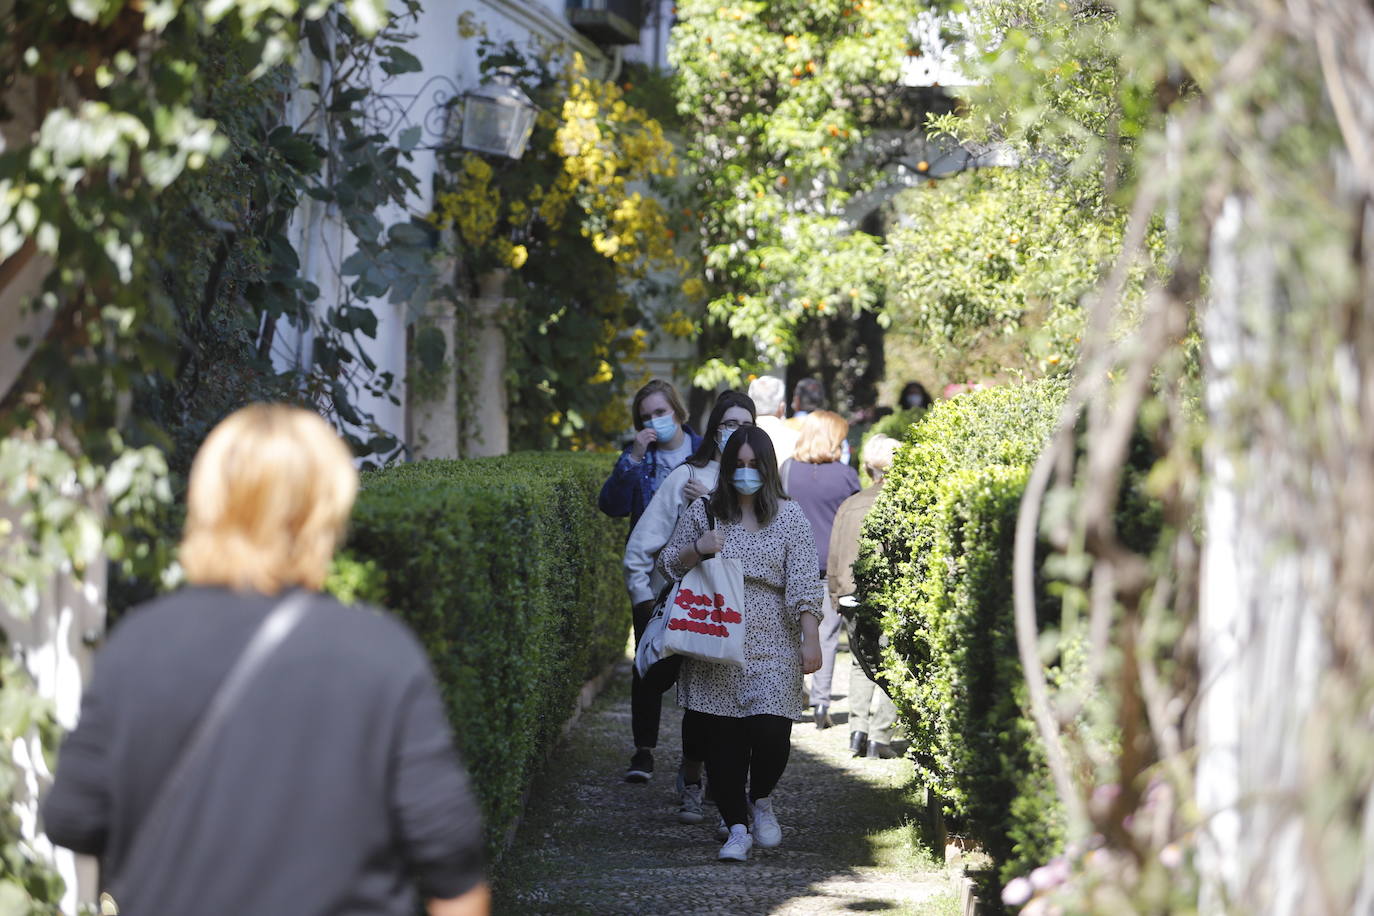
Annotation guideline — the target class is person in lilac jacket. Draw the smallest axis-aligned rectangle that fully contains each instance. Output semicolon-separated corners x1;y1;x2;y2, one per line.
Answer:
781;410;861;729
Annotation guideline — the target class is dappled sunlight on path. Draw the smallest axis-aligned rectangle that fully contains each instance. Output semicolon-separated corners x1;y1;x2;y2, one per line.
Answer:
493;648;961;915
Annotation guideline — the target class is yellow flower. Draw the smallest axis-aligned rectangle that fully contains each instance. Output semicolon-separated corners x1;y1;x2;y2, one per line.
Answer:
588;359;614;384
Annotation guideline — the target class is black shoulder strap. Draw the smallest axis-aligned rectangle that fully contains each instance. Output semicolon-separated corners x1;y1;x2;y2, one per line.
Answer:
700;495;716;530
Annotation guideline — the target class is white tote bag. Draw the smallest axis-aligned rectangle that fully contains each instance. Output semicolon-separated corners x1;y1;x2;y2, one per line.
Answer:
662;552;747;668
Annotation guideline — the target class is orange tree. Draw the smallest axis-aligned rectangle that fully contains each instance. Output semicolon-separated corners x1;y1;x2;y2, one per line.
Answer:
669;0;922;393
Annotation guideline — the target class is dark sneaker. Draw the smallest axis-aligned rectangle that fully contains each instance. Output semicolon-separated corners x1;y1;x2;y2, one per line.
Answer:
625;748;654;783
867;741;899;759
678;782;706;824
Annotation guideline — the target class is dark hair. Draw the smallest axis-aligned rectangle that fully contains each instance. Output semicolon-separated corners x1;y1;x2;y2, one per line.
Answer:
631;379;688;431
711;426;786;527
792;377;825;413
899;381;932;410
686;390;756;468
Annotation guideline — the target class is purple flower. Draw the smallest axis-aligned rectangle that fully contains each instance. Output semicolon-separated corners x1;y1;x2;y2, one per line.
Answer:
1030;858;1071;891
1002;876;1034;906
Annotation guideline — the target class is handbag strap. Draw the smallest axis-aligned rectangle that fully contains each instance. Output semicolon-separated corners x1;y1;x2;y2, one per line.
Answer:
696;496;719;559
112;591;314;896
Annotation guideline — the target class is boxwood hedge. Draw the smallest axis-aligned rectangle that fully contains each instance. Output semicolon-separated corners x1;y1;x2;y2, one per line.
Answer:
331;452;628;858
854;380;1070;878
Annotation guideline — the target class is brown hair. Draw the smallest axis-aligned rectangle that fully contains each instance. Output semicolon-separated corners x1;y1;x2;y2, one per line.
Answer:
630;378;688;431
686;389;756;468
179;404;358;594
710;425;787;527
793;409;849;464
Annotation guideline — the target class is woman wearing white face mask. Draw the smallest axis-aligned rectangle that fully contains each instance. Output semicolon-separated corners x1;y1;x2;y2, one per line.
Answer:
659;426;823;863
620;391;755;806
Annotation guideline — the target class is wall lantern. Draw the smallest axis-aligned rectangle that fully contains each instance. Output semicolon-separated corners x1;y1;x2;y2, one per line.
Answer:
460;68;538;160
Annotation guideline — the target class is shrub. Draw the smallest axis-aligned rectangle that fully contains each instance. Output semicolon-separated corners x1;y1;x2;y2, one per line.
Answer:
855;380;1070;877
334;452;627;858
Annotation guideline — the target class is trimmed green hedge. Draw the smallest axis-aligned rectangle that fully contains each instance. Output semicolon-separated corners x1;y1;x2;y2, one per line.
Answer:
331;452;628;858
855;381;1069;878
856;379;1162;881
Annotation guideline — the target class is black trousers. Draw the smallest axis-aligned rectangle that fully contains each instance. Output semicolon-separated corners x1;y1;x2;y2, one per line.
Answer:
694;710;793;827
631;601;705;761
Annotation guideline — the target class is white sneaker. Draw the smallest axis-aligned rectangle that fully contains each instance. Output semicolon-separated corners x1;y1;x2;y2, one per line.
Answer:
717;824;752;861
750;797;782;848
715;815;729;841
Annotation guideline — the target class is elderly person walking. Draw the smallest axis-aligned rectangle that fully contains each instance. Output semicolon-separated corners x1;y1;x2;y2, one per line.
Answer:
747;375;798;467
828;434;902;758
782;409;860;728
42;404;488;916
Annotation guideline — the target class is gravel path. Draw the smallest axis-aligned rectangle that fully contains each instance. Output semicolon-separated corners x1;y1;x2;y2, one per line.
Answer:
492;648;960;915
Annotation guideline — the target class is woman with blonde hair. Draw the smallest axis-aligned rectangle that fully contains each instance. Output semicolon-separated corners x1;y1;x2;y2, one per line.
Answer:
782;409;860;729
43;404;489;916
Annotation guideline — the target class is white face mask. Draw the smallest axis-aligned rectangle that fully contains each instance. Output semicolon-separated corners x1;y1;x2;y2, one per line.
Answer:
649;415;678;442
717;427;734;453
732;468;764;495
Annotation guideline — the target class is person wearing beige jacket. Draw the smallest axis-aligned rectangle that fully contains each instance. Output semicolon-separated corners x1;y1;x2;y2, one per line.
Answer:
826;434;901;759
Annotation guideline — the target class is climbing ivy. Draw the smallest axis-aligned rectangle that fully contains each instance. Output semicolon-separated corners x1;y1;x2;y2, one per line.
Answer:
430;27;682;450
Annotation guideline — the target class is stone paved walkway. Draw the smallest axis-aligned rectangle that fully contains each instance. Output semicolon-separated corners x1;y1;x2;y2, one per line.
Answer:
492;646;961;915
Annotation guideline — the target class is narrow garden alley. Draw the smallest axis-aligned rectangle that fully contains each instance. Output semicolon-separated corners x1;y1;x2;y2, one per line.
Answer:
493;646;963;915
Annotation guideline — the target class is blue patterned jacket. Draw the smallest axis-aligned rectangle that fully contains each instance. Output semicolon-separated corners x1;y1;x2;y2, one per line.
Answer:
597;427;702;528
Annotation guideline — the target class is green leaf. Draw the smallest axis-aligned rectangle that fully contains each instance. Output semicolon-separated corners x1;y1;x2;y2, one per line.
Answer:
350;306;379;339
398;125;422;152
381;47;423;76
387;222;431;248
340;251;371;276
416;325;446;372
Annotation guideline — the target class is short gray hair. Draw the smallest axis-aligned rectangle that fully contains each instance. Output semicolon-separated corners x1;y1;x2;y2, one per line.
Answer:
748;375;786;415
861;434;900;475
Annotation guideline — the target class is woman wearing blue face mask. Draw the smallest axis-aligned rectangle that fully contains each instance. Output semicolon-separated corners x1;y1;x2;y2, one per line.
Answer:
659;425;823;863
599;379;702;529
620;390;755;801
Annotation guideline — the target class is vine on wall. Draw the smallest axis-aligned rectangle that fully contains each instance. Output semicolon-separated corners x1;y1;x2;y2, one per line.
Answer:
430;25;683;450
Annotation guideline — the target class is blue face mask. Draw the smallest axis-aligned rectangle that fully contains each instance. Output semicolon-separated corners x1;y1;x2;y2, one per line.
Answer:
733;467;764;495
648;415;678;443
717;427;734;453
